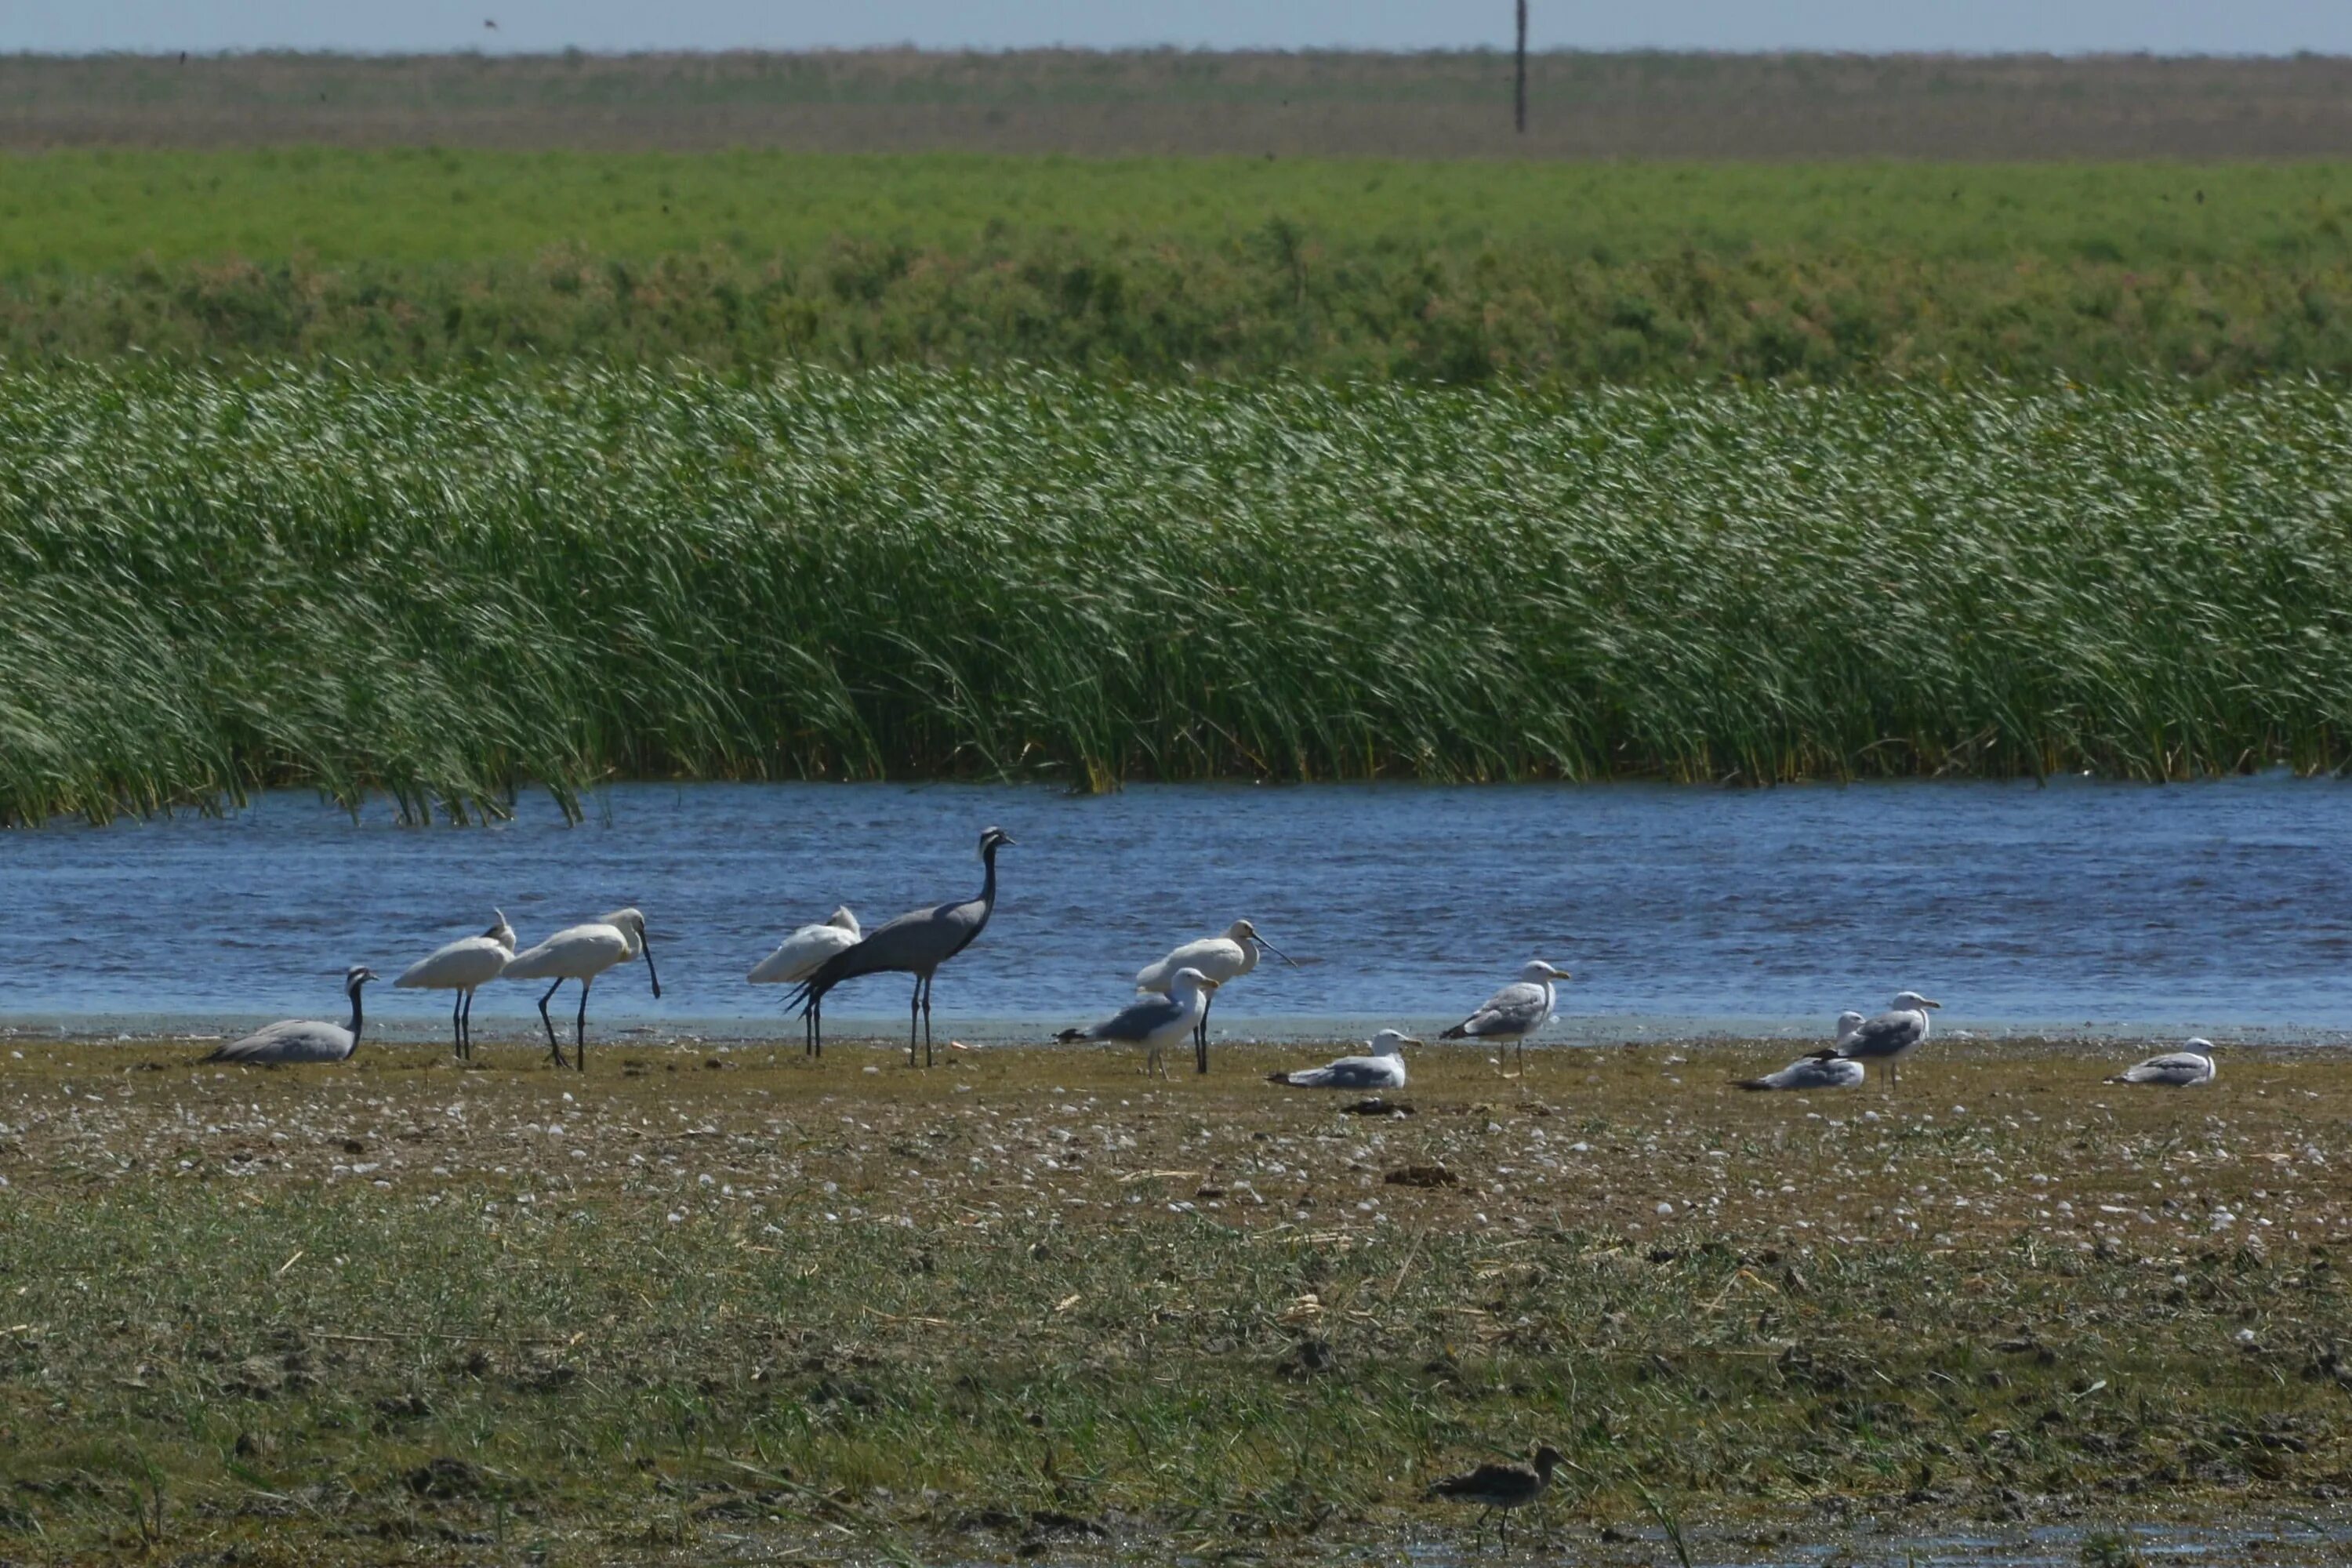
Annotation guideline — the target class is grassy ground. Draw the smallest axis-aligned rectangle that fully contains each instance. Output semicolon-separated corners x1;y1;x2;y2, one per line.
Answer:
10;366;2352;822
2;1036;2349;1564
10;49;2352;159
3;149;2349;380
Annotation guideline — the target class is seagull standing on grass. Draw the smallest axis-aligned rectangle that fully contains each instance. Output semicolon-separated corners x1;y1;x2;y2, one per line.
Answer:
203;967;379;1065
394;911;516;1060
1267;1029;1419;1090
1135;918;1296;1075
1057;967;1219;1079
1440;960;1571;1076
1812;991;1940;1087
2106;1039;2218;1087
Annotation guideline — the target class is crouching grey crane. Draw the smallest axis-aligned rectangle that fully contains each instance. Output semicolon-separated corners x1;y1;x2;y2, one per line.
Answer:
793;826;1014;1066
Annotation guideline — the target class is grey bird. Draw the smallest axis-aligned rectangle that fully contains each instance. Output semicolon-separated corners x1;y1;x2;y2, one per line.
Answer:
1134;918;1297;1074
1058;967;1220;1078
1810;991;1940;1087
1737;1054;1865;1091
1440;960;1571;1076
2107;1038;2218;1087
1425;1443;1564;1547
793;826;1014;1066
204;967;379;1065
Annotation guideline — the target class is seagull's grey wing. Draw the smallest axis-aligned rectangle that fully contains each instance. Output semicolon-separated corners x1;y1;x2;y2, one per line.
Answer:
1837;1011;1923;1059
2118;1052;2210;1084
1087;992;1188;1044
1446;981;1548;1040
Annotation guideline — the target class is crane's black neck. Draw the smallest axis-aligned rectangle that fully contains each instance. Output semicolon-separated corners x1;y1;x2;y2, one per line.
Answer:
344;983;366;1054
972;840;1002;929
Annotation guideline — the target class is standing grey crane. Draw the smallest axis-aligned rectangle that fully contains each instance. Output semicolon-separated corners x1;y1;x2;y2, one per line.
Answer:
792;826;1014;1066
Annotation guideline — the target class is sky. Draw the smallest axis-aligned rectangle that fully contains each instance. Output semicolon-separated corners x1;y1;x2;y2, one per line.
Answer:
10;2;2352;57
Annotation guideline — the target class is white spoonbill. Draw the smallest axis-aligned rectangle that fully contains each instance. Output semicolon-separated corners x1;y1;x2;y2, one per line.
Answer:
1440;960;1572;1075
749;907;862;987
1814;991;1940;1087
2106;1038;2217;1087
394;909;516;1060
1135;918;1297;1075
502;908;659;1071
203;967;379;1065
1057;967;1220;1079
1267;1029;1418;1090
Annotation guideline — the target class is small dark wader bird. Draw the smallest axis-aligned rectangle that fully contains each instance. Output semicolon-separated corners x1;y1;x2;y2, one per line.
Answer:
1425;1443;1564;1548
792;826;1014;1066
499;908;660;1071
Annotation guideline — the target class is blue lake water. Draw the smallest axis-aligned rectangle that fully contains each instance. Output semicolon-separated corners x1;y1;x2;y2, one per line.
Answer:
4;776;2350;1044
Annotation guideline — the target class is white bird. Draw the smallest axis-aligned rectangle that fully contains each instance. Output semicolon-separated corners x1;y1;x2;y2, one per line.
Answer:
748;906;862;985
501;907;660;1071
1268;1029;1419;1090
1814;991;1941;1087
2107;1038;2218;1087
1736;1054;1865;1091
1440;960;1572;1075
203;967;378;1065
1058;967;1220;1079
1135;918;1296;1075
394;909;516;1060
1835;1010;1866;1044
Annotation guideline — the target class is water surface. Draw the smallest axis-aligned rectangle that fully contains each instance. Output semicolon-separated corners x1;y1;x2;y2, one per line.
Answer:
5;776;2350;1043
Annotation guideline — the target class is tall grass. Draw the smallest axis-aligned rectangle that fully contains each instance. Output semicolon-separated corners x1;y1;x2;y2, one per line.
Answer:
5;364;2351;823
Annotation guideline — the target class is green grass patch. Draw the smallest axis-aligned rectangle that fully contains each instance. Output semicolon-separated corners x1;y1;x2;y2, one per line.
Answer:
2;153;2350;381
8;364;2352;822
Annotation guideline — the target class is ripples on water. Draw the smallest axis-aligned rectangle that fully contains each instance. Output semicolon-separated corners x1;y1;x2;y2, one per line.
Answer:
4;777;2350;1040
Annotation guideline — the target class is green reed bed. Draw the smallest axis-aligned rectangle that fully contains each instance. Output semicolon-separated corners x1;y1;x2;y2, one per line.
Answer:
3;365;2351;822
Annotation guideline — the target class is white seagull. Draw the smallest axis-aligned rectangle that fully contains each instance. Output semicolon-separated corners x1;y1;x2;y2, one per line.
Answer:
2106;1038;2218;1087
1135;918;1296;1075
1268;1029;1419;1090
1736;1055;1865;1091
1814;990;1941;1087
1058;967;1220;1079
394;909;516;1060
748;906;862;985
204;966;379;1065
1440;960;1572;1075
501;907;660;1071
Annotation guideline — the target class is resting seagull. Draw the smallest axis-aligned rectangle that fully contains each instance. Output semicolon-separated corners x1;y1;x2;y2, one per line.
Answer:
2106;1038;2217;1087
1268;1029;1419;1090
1440;960;1571;1076
1812;990;1940;1087
204;967;379;1065
1057;967;1219;1078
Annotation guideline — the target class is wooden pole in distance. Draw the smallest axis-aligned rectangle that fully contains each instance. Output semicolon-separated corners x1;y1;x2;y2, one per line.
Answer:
1515;1;1528;133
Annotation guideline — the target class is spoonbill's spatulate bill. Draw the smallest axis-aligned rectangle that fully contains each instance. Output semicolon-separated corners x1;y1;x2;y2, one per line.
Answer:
203;966;378;1065
793;827;1013;1066
2107;1038;2218;1087
1440;960;1571;1075
1425;1444;1564;1548
1058;967;1219;1079
747;906;861;989
1135;918;1296;1075
394;910;516;1060
1818;991;1941;1087
1267;1029;1418;1090
500;907;659;1071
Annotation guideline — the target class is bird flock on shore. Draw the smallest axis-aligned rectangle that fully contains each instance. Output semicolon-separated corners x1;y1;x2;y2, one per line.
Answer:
197;825;2223;1091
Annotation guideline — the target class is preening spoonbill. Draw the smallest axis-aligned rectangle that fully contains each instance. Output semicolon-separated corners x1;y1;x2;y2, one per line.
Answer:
1057;967;1219;1079
749;906;861;1055
1135;917;1295;1074
502;907;659;1071
203;967;379;1065
394;909;516;1060
1266;1029;1417;1090
793;827;1013;1067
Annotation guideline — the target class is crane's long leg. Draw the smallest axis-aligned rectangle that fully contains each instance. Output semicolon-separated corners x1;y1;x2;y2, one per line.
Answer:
575;976;593;1073
538;979;567;1068
907;978;921;1067
921;974;935;1069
